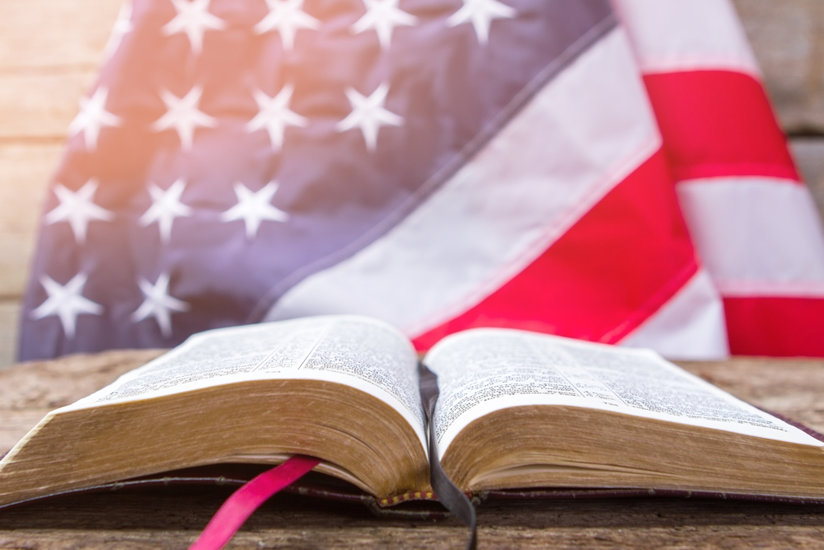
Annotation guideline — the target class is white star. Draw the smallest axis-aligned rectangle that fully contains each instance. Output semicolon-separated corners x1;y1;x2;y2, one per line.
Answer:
131;272;190;338
104;2;134;57
67;87;122;150
31;273;104;339
246;85;307;150
221;181;289;239
336;83;403;151
163;0;226;54
351;0;417;50
151;86;217;150
45;179;114;244
447;0;516;44
139;179;193;243
255;0;319;50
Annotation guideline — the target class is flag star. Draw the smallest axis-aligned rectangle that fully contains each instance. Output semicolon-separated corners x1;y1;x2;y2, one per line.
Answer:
246;85;307;150
255;0;319;50
45;179;114;244
31;273;103;339
151;86;216;150
104;2;134;57
131;272;190;338
139;179;193;243
336;83;403;151
447;0;516;44
163;0;226;54
68;87;122;150
351;0;417;50
221;181;289;239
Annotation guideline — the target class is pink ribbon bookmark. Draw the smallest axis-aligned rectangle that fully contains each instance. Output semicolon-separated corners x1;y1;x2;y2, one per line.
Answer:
189;455;320;550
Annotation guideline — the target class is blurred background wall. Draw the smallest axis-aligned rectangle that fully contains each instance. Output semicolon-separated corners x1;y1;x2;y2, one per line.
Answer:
0;0;821;367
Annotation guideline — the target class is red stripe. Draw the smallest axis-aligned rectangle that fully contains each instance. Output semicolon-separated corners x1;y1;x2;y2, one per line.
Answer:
643;70;800;182
724;297;824;357
412;149;699;350
189;456;319;550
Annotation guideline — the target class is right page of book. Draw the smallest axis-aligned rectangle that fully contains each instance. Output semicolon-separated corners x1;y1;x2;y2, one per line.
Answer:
424;329;822;460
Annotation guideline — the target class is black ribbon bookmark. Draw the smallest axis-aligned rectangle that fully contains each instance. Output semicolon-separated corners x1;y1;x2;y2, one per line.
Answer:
419;362;477;550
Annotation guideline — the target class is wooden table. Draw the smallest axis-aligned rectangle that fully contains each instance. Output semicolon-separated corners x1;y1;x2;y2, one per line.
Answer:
1;351;824;548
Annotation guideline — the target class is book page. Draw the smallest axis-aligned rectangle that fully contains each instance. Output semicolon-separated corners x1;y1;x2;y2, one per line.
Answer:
425;329;822;459
63;315;426;451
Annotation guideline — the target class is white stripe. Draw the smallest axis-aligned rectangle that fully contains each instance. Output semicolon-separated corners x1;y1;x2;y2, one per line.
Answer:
611;0;760;76
677;177;824;297
264;29;661;334
621;269;729;360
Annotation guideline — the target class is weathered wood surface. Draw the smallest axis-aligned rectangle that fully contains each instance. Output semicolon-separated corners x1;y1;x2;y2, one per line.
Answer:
1;351;824;548
1;0;824;368
733;0;824;134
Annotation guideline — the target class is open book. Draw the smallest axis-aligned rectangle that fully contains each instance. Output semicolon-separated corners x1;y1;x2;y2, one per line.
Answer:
2;315;824;508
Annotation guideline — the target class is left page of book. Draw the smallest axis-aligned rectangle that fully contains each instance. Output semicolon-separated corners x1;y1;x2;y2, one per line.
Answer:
0;315;431;505
63;315;427;451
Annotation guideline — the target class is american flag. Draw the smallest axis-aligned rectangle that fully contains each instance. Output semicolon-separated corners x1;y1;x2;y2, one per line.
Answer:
19;0;824;360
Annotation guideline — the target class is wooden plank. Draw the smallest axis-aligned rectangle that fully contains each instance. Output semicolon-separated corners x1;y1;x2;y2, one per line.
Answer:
0;302;20;369
1;496;823;549
0;144;60;298
792;138;824;220
0;71;102;140
733;0;824;133
0;0;122;71
0;0;121;139
0;143;58;230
